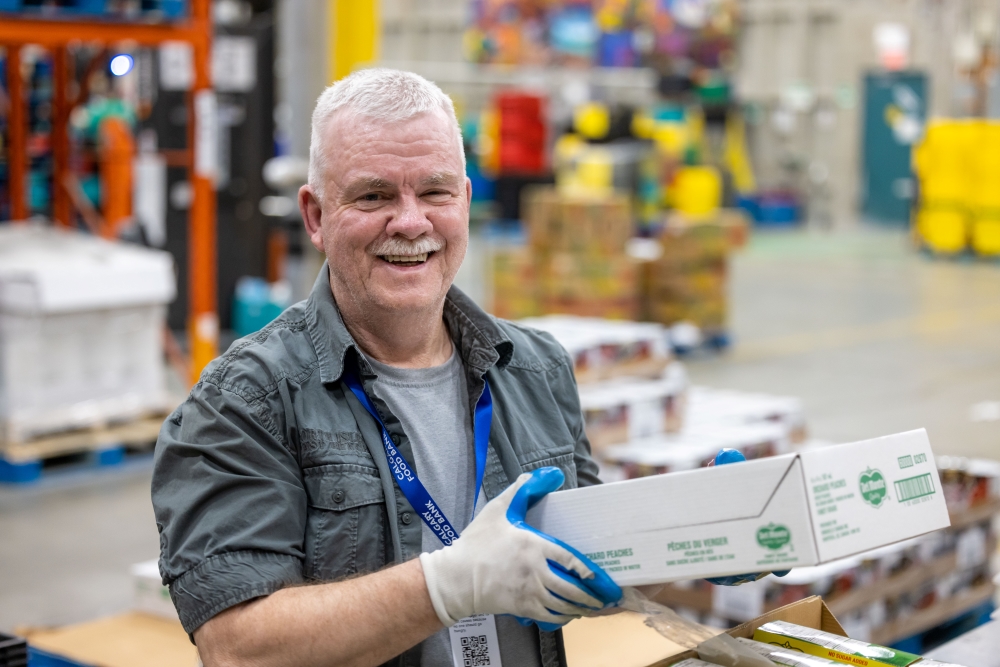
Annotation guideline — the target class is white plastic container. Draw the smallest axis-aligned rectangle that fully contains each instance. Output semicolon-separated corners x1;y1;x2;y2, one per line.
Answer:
0;225;176;443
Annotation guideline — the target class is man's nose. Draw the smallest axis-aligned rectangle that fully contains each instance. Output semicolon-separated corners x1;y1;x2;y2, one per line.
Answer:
385;192;433;239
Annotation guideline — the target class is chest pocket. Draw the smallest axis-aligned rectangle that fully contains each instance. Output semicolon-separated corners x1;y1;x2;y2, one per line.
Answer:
303;463;387;581
519;446;578;490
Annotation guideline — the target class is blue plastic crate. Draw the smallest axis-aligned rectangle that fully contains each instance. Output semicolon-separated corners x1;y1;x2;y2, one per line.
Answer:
0;458;42;484
28;647;93;667
93;445;125;467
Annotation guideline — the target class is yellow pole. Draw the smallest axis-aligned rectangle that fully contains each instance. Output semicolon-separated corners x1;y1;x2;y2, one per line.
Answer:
329;0;380;83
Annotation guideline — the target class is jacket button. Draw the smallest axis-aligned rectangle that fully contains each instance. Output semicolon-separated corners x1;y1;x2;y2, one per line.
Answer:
401;512;412;525
332;490;345;504
392;434;400;445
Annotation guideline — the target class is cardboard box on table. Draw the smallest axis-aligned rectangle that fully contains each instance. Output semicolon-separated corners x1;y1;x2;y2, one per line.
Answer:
564;596;845;667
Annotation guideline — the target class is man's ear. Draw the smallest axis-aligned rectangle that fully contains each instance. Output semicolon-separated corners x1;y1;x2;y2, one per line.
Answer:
465;176;472;214
299;185;325;253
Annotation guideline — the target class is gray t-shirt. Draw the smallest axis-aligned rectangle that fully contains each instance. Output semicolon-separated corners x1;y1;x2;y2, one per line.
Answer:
369;349;543;667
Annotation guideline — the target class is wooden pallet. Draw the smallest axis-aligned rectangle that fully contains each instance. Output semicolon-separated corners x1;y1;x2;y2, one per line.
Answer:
1;414;168;465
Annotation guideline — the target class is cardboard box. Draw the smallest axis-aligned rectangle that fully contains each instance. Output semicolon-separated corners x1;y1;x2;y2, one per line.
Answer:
523;187;633;255
600;421;790;478
18;612;197;667
528;429;950;585
563;596;845;667
579;371;688;451
518;315;671;384
0;226;175;442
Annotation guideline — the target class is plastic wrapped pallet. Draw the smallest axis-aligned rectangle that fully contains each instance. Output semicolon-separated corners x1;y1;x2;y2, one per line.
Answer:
685;387;807;443
518;315;671;383
578;363;688;450
0;226;176;442
599;421;791;480
640;211;746;332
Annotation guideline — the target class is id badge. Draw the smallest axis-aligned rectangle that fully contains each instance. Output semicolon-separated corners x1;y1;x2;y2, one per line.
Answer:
448;613;502;667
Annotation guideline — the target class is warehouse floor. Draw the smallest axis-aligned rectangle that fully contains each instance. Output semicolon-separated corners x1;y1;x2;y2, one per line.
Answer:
2;226;999;632
688;227;1000;460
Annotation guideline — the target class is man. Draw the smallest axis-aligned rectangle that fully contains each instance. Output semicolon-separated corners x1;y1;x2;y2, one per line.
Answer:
152;68;621;667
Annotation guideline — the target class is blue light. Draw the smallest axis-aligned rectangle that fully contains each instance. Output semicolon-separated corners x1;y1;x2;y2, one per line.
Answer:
109;54;134;77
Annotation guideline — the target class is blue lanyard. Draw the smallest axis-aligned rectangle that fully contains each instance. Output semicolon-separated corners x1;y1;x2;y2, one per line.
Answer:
342;368;493;547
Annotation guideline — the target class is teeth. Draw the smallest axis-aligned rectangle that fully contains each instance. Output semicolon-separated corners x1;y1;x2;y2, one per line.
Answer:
382;253;429;264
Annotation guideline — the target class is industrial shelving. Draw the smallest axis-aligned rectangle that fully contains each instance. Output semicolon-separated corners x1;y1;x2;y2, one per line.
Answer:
0;0;218;379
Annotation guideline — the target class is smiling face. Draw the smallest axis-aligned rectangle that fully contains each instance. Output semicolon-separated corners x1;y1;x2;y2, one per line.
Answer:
300;108;471;319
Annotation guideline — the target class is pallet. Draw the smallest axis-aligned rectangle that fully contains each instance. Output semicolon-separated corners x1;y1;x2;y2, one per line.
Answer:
0;414;167;484
672;330;731;357
575;357;671;385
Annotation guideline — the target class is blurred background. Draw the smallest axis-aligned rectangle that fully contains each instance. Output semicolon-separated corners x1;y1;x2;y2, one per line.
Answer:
1;0;999;665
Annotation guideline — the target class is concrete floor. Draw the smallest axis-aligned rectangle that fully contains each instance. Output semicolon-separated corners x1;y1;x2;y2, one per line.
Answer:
1;227;999;632
687;228;1000;459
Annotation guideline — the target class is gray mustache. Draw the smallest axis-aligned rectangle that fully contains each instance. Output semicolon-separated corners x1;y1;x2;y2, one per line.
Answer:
368;236;443;256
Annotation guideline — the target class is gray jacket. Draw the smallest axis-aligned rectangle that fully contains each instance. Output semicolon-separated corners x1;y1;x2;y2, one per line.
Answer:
151;265;601;667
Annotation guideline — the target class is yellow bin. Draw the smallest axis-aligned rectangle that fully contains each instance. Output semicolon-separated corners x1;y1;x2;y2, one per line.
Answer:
918;207;967;254
972;216;1000;256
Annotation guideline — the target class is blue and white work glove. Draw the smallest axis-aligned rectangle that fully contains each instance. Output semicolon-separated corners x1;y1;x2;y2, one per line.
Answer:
420;467;622;631
704;448;790;586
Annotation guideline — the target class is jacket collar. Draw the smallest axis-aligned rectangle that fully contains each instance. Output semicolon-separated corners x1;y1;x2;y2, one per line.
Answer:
305;262;513;384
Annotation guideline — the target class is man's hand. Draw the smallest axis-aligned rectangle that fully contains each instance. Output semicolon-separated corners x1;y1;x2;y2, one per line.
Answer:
420;467;622;630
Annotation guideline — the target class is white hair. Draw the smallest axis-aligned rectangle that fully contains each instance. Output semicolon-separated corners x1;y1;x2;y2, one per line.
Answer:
308;68;465;198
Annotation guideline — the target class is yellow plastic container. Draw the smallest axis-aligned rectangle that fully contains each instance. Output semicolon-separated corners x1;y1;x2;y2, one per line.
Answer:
914;120;975;203
972;216;1000;256
673;166;722;218
918;207;967;254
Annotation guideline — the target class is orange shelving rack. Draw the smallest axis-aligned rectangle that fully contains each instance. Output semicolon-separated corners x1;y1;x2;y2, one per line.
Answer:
0;0;218;381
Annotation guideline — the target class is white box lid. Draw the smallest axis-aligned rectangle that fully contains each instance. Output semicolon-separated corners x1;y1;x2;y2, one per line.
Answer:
0;225;176;313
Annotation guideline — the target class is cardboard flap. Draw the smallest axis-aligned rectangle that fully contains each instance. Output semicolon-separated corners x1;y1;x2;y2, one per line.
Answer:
528;454;797;540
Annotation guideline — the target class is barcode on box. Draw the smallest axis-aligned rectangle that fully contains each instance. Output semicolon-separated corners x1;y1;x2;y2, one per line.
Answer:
894;473;935;501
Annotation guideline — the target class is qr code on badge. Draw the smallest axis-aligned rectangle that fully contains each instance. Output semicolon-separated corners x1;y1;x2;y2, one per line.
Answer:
461;634;490;666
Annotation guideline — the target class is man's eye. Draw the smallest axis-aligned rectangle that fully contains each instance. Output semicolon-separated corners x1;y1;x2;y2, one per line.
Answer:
361;193;382;201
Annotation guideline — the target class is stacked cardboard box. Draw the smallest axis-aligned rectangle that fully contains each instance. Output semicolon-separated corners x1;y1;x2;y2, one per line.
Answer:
518;315;671;384
522;186;639;319
577;364;688;451
489;243;539;320
0;226;176;444
641;210;747;333
599;421;791;481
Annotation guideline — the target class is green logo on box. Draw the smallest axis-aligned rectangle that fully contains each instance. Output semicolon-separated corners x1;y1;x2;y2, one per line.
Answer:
859;467;888;508
756;523;791;550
